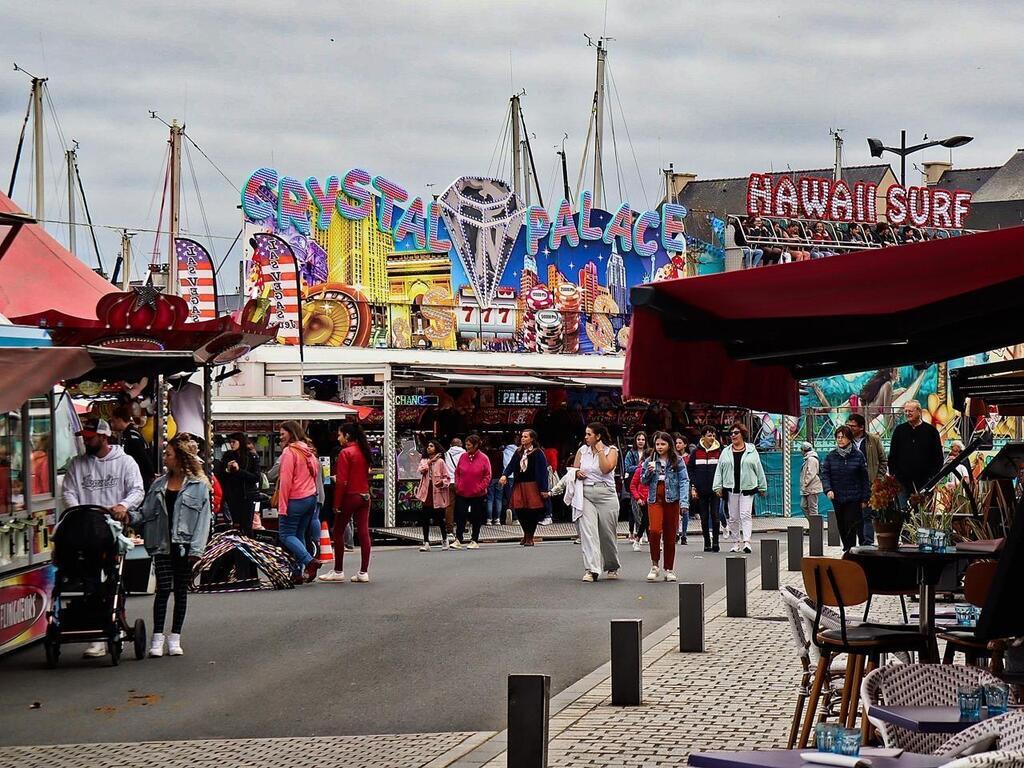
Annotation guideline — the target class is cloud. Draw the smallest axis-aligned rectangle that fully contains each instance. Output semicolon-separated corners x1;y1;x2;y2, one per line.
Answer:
1;0;1022;288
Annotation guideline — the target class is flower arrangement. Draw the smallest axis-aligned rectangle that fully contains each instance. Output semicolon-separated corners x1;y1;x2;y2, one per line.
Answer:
868;475;904;525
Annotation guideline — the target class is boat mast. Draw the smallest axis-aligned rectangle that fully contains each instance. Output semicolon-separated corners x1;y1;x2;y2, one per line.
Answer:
168;119;183;293
592;38;607;209
510;93;522;198
32;76;45;222
66;144;77;256
558;134;571;204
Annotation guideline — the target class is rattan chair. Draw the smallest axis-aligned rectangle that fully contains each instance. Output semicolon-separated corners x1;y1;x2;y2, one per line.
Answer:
939;751;1024;767
940;560;999;666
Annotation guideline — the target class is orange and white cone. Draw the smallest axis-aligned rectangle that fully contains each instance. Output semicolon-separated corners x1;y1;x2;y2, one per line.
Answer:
318;521;334;565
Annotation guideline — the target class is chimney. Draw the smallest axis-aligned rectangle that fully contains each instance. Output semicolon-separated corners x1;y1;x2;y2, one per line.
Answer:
922;161;952;187
670;172;698;196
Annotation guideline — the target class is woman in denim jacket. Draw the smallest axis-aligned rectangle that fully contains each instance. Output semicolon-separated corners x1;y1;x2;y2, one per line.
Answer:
131;434;211;658
639;431;690;583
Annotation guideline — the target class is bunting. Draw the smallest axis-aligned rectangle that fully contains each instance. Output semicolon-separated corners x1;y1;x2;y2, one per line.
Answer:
249;232;302;346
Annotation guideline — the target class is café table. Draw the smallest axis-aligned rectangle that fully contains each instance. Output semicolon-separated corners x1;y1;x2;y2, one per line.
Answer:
867;704;996;734
687;748;945;768
847;545;995;661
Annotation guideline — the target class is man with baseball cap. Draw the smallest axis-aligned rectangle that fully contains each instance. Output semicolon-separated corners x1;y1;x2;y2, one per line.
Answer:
62;416;145;658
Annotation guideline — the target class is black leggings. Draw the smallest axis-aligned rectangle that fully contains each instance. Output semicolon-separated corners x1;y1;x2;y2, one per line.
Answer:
833;500;862;552
694;492;719;549
517;507;544;539
420;503;449;544
455;495;486;543
153;549;191;635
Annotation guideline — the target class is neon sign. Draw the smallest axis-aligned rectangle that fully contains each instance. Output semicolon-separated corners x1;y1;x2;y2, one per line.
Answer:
745;173;972;228
241;167;688;262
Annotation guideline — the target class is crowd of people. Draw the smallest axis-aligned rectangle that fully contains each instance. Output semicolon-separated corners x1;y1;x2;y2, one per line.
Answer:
735;215;937;268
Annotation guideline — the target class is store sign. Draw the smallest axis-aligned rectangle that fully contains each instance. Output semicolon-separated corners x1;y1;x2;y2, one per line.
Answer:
0;566;53;654
348;385;384;401
745;173;973;228
496;387;548;407
396;394;439;407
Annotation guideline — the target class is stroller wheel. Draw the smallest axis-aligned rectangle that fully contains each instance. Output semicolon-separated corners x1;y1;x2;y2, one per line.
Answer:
133;619;147;661
108;639;122;666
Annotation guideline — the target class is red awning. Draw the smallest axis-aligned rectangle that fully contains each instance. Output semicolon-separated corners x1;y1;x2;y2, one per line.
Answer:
0;347;94;411
624;226;1024;415
0;191;115;319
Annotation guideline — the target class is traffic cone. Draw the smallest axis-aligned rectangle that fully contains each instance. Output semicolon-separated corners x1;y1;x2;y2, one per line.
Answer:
318;521;334;565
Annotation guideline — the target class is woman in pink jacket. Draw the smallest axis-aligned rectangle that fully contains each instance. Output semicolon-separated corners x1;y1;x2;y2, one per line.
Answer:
416;439;450;552
276;421;321;583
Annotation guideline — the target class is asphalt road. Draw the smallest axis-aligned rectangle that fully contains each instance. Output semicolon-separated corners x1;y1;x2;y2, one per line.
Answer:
1;537;766;745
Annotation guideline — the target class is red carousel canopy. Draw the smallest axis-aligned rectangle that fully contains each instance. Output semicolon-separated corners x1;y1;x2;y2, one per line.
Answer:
624;226;1024;415
12;286;275;381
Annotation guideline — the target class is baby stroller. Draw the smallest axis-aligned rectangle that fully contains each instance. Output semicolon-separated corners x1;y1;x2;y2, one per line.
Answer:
45;505;146;667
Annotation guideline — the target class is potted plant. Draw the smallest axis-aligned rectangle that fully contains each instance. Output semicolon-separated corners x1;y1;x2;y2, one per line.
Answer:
903;491;953;551
869;475;904;551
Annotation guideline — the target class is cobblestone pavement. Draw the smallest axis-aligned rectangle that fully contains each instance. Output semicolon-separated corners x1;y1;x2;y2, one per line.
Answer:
0;732;494;768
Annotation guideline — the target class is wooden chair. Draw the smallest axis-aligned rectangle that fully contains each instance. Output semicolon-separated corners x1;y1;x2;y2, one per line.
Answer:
940;560;999;666
798;557;932;748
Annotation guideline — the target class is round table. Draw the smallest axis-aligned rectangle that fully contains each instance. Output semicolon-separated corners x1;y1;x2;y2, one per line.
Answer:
847;545;996;661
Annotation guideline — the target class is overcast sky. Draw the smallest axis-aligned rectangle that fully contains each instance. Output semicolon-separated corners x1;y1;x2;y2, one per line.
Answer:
2;0;1021;289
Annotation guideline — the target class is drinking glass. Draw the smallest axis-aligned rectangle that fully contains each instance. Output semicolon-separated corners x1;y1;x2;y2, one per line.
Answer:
931;530;948;552
917;527;934;552
985;682;1010;715
971;605;982;623
955;604;974;626
959;685;983;720
815;722;840;753
836;729;862;757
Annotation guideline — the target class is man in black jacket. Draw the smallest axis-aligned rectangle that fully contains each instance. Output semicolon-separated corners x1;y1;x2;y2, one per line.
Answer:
110;405;155;491
217;432;262;534
888;400;943;501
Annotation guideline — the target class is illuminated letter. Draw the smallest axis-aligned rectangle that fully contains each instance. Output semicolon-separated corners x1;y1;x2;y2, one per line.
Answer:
548;198;579;251
907;186;931;227
661;203;688;252
828;180;854;222
241;167;277;222
746;173;773;216
338;168;372;220
525;205;551;256
603;203;633;252
372;175;408;234
799;176;830;219
773;177;798;217
578;190;602;240
306;176;340;231
393;197;427;249
276;176;311;235
632;209;661;258
952;190;972;229
886;185;908;226
931;189;953;228
853;182;868;222
426;200;453;252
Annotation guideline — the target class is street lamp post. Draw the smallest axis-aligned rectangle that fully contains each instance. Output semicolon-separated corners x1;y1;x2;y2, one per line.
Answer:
867;132;974;186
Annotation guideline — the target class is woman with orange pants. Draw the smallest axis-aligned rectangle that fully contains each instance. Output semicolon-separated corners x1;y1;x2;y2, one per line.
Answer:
639;431;690;582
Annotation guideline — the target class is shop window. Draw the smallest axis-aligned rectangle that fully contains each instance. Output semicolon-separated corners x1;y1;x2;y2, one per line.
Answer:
53;394;79;476
29;397;54;498
0;413;10;517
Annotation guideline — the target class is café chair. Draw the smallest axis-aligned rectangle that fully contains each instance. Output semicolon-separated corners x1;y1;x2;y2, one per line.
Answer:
798;557;932;748
940;752;1024;767
939;560;999;666
938;710;1024;758
861;662;1003;755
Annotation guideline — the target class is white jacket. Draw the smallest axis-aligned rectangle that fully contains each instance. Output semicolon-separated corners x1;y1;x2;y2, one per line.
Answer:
62;445;145;511
444;446;466;477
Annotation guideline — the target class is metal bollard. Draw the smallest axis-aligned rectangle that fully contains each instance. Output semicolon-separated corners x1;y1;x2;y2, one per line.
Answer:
808;514;824;556
787;525;804;571
726;556;747;617
678;582;704;652
827;508;840;547
508;674;550;768
610;619;643;706
760;538;780;590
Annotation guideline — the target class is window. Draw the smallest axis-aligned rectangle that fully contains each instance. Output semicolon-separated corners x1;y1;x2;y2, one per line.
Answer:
29;396;54;498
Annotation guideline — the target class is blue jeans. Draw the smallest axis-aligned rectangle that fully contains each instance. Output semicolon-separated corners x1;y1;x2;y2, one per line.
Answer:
486;479;504;522
680;509;690;540
743;247;763;268
279;495;317;573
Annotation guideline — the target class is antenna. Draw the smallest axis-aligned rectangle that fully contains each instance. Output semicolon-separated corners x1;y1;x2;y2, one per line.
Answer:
829;127;845;182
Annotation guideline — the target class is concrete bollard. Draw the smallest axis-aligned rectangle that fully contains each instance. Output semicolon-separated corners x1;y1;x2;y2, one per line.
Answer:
508;674;550;768
678;582;705;652
726;556;747;617
827;508;840;547
610;619;643;706
760;538;780;590
808;514;824;556
787;525;804;571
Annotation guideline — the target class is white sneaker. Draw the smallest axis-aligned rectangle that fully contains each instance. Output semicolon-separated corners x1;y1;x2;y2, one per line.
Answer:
318;570;347;582
148;633;165;657
450;540;463;550
646;565;660;582
605;570;619;580
419;542;431;552
743;542;752;554
582;572;595;582
351;572;369;583
539;516;552;526
665;570;677;582
167;633;183;656
82;641;107;658
447;533;455;543
729;544;741;553
640;534;648;544
467;541;480;550
441;540;450;551
632;540;641;552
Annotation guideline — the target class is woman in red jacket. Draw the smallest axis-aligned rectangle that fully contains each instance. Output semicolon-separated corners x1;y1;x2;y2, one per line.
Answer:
452;434;492;549
321;423;374;583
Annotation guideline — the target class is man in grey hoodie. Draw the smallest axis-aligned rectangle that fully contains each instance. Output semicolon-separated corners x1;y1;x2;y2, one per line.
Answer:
62;417;145;658
799;442;823;517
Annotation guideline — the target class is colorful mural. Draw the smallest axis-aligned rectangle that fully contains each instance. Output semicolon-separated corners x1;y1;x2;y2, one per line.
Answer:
242;169;689;355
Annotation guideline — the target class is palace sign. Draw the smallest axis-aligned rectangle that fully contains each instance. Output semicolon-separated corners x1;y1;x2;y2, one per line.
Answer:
745;174;972;229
